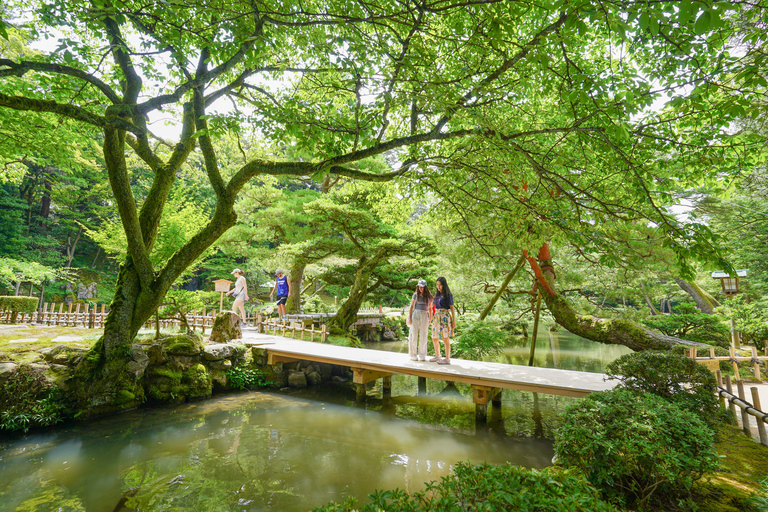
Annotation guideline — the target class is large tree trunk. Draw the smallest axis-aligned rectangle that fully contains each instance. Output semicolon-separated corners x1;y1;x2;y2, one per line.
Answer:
327;260;382;333
674;278;721;314
528;245;704;351
286;260;305;314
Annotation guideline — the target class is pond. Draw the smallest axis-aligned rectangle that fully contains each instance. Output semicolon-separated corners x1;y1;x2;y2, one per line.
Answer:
0;331;630;512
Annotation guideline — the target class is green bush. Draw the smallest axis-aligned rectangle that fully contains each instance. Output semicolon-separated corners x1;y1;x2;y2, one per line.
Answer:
0;365;68;433
451;321;509;360
716;295;768;351
554;389;719;509
642;302;730;347
605;350;719;426
381;315;406;338
0;295;39;322
225;367;273;389
313;462;619;512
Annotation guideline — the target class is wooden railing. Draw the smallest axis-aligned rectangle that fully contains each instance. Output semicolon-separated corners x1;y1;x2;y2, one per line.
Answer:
716;370;768;446
255;313;328;343
0;303;248;333
687;346;767;381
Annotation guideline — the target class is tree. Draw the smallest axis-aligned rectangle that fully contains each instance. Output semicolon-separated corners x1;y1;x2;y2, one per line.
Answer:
0;0;759;412
303;184;436;331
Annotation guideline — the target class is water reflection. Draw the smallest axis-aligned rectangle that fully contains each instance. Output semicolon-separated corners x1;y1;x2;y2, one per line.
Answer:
368;329;633;373
0;391;553;512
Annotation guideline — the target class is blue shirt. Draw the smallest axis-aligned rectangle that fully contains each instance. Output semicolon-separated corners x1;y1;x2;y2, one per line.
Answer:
433;292;453;310
276;275;289;296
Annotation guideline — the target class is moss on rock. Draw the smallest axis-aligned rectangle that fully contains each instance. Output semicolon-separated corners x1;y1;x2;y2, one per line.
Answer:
182;364;212;399
160;332;203;356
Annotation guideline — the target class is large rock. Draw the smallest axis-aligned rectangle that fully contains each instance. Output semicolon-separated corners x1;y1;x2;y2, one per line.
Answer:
0;362;17;383
306;371;322;386
288;371;307;388
210;312;242;344
208;359;232;370
203;344;236;361
126;344;150;378
39;345;87;366
160;332;204;356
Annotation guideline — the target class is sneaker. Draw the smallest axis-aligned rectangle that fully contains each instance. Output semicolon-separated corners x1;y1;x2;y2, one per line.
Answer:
418;356;426;361
429;356;442;362
409;356;418;361
437;358;451;365
241;322;247;328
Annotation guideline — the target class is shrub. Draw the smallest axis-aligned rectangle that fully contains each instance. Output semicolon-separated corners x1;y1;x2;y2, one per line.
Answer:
605;350;719;426
381;315;406;338
643;302;730;347
0;296;39;322
225;367;273;389
0;365;68;432
312;462;619;512
554;389;719;509
451;321;509;360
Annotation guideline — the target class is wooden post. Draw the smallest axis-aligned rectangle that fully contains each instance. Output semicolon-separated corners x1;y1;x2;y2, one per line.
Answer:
57;303;64;326
89;306;96;329
355;383;366;402
736;380;751;436
101;304;106;328
417;376;427;395
282;319;287;337
291;320;296;339
750;387;768;446
716;371;728;412
41;303;49;326
724;375;738;423
752;347;762;381
729;347;741;380
321;324;327;343
492;389;503;408
382;375;392;398
527;291;542;366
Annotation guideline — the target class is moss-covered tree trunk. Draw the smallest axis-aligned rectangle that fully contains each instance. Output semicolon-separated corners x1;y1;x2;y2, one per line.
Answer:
674;278;721;314
528;245;704;351
286;259;305;314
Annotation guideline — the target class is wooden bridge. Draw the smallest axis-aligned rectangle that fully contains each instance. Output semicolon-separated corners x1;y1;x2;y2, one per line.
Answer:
242;332;616;422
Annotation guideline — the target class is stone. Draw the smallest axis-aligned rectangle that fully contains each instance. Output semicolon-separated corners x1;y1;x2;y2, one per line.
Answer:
306;371;322;386
166;355;198;371
147;343;166;365
318;363;333;381
203;344;236;361
331;375;348;383
0;362;18;382
250;347;268;366
209;312;242;344
288;371;307;388
208;359;232;370
210;368;227;390
127;345;150;378
382;329;396;340
305;364;320;375
161;332;204;356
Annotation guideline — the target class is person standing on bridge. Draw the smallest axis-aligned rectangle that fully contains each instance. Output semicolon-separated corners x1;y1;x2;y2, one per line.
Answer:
270;269;291;320
407;279;433;361
430;276;456;365
226;269;249;328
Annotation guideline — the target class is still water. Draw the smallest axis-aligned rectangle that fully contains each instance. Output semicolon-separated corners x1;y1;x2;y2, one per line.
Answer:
0;331;628;512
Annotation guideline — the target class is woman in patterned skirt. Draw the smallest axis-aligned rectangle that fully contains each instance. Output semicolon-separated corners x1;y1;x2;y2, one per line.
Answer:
430;276;456;365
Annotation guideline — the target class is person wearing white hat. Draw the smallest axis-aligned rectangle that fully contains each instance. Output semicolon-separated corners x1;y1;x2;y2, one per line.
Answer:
226;269;249;328
406;279;433;361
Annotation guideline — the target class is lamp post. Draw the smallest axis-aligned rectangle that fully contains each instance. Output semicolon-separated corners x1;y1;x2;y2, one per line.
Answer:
711;270;748;349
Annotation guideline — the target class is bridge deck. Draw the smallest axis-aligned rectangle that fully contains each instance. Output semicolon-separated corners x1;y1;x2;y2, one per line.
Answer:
242;333;616;398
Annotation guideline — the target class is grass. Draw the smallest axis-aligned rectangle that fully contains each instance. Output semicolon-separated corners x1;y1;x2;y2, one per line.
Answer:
0;325;101;363
693;422;768;512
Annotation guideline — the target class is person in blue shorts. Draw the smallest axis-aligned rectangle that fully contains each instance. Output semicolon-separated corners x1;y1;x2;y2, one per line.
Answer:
269;269;291;320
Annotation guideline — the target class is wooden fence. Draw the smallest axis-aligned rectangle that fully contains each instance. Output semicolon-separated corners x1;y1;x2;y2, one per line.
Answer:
255;313;328;343
687;346;767;381
0;303;250;332
716;371;768;446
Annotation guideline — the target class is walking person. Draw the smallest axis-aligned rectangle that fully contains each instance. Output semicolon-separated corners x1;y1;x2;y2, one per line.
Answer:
226;269;249;328
407;279;433;361
269;269;291;320
430;276;456;365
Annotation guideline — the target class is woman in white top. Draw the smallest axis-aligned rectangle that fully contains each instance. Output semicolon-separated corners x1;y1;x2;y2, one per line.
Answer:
406;279;433;361
226;269;249;327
